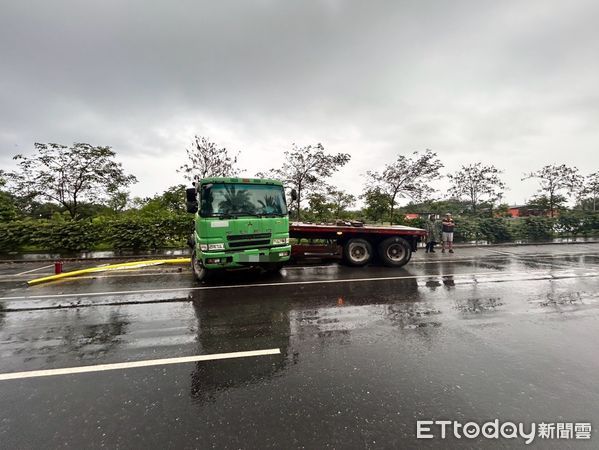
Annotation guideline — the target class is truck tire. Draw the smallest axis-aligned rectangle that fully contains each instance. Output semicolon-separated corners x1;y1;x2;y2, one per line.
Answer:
378;237;411;267
343;238;373;266
191;249;207;282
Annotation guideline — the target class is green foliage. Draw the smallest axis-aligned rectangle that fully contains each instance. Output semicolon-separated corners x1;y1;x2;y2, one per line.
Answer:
259;143;351;220
0;171;18;221
32;219;100;252
302;188;356;223
515;216;556;241
0;221;34;252
362;188;391;223
0;213;192;253
366;149;443;223
0;219;98;252
477;217;513;242
447;163;505;213
581;212;599;235
403;217;427;230
526;194;567;214
0;191;18;222
579;172;599;211
555;211;583;236
6;142;137;219
400;198;470;217
453;217;480;242
522;164;582;218
105;213;192;250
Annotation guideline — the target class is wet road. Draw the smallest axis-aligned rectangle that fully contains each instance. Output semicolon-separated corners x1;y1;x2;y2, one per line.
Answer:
1;244;599;448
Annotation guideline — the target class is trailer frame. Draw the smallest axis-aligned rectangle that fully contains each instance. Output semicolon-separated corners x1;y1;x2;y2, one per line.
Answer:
289;222;426;267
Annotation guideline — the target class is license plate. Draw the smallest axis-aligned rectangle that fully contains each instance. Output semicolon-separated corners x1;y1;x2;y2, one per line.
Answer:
238;254;264;263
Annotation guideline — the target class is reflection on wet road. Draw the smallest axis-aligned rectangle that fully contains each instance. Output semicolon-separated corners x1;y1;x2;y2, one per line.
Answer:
1;243;599;448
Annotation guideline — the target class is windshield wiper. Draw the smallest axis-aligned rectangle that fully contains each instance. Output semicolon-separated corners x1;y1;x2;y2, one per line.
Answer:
204;213;235;219
232;212;263;218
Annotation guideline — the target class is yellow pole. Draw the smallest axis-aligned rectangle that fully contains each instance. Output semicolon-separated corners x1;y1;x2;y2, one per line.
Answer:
28;258;191;286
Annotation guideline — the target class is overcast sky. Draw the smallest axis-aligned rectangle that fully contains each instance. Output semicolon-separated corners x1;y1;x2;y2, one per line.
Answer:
1;0;598;206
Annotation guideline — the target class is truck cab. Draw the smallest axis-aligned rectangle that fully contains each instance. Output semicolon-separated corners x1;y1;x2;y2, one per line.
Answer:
186;177;292;280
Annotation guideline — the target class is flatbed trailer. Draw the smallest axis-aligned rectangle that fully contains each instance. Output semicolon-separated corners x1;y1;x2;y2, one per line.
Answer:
289;222;426;268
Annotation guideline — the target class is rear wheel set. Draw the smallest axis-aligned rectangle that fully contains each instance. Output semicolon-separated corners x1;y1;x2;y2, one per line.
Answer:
377;237;411;267
343;239;373;266
343;237;412;268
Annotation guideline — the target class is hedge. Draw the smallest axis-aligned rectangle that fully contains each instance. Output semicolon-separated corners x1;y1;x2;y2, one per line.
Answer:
0;213;193;253
2;212;599;253
405;213;599;244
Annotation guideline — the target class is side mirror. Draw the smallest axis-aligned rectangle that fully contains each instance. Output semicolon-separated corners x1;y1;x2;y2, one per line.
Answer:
186;201;198;214
186;187;198;213
290;189;298;202
186;187;197;203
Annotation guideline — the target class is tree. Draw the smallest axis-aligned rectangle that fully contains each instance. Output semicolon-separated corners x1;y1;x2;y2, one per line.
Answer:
0;170;18;221
6;143;137;219
304;188;356;222
328;189;356;218
447;163;506;214
361;187;391;223
522;164;583;217
306;193;333;222
106;188;131;214
580;172;599;211
399;198;469;216
137;185;188;214
260;143;351;220
366;150;443;224
526;194;567;214
179;136;239;181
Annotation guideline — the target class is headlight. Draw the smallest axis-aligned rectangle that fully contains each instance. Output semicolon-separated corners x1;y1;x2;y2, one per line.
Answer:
207;243;225;251
272;238;289;245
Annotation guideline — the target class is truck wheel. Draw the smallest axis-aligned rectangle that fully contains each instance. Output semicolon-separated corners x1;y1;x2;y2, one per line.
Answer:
378;237;411;267
343;238;373;266
191;250;207;282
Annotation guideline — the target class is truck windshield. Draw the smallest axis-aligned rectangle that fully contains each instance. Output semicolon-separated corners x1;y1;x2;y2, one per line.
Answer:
200;183;288;217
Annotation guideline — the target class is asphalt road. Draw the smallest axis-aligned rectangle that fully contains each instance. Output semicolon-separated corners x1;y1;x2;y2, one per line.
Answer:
1;243;599;449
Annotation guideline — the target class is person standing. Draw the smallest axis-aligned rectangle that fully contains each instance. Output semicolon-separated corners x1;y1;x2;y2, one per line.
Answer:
441;213;455;253
424;214;441;253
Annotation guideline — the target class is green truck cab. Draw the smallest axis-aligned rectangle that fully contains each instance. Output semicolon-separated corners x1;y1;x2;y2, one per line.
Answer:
186;177;292;281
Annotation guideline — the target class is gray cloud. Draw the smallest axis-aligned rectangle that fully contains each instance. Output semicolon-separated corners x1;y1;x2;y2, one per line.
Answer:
1;0;598;204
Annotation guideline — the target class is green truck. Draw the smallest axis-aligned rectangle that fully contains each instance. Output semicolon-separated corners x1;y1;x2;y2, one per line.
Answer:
186;177;294;281
187;177;427;281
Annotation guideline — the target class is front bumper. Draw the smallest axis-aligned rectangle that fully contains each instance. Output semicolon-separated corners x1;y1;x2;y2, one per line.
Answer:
198;245;292;269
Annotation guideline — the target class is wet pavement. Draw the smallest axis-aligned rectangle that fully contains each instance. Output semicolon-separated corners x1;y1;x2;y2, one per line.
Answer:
1;243;599;448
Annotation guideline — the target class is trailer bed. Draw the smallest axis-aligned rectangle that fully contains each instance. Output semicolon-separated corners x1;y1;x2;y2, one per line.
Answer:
289;222;426;266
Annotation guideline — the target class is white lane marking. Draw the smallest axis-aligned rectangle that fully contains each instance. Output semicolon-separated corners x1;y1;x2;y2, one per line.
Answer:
5;272;599;312
14;264;54;276
0;348;281;381
2;269;598;301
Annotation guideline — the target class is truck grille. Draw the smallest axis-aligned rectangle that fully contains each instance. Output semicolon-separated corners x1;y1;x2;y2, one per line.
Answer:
227;233;271;241
226;233;272;248
228;239;271;248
